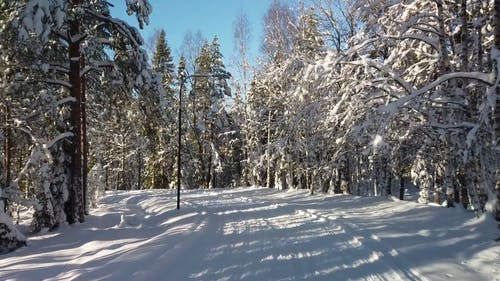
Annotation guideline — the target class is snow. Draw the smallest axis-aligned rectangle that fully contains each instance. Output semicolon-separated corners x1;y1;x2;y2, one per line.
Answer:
1;187;499;281
372;134;386;150
0;211;26;244
381;71;496;113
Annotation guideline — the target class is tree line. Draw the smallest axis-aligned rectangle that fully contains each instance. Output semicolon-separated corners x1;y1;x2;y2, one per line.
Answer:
243;0;498;217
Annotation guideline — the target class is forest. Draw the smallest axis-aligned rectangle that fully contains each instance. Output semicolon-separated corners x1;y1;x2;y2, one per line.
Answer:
0;0;499;254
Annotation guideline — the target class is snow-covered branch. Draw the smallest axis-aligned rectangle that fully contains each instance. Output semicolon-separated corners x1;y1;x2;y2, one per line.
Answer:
43;79;72;89
428;122;477;129
80;61;114;77
56;97;77;106
383;71;496;112
43;132;73;150
84;10;143;49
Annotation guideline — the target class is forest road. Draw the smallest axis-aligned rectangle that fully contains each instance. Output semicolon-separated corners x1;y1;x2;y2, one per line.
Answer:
1;188;497;281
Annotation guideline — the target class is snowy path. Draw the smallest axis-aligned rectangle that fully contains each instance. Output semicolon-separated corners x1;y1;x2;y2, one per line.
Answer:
1;188;499;281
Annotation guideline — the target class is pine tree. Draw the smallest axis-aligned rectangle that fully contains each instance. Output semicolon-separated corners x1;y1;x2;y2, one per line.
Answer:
9;0;154;225
141;29;177;189
152;29;175;87
189;37;232;188
296;6;325;59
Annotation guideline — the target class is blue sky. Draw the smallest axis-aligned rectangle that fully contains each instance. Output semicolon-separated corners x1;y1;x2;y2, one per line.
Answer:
110;0;274;66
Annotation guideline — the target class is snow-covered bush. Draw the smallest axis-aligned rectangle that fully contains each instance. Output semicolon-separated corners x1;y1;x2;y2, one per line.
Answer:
0;190;26;253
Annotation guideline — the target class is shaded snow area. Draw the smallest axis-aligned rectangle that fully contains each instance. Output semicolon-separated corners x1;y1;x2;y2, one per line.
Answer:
1;188;499;281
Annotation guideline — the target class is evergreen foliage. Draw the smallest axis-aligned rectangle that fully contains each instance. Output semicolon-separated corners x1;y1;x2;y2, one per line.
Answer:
0;0;154;252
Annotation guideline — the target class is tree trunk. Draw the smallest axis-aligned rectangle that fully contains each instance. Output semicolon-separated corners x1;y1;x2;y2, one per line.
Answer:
372;156;378;196
206;150;212;189
81;56;88;215
386;170;392;196
494;0;500;221
399;176;405;200
309;169;313;195
495;0;500;141
137;150;142;190
3;106;10;212
3;107;10;185
343;158;351;195
121;145;126;190
474;1;484;72
65;0;84;224
152;162;157;189
436;0;450;76
355;151;361;196
453;174;461;205
456;170;469;209
444;144;454;207
460;0;468;72
334;168;341;194
105;165;108;190
266;110;273;188
434;170;441;205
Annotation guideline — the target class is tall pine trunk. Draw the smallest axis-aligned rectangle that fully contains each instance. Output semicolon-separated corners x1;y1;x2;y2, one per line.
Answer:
81;56;88;215
475;1;484;72
137;151;142;190
65;0;84;224
460;0;468;72
436;0;450;75
2;106;10;212
495;0;500;141
494;0;500;221
399;176;405;200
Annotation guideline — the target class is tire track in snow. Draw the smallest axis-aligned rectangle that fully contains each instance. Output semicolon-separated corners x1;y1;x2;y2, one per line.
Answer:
131;211;213;281
338;214;432;281
2;188;496;281
138;190;254;281
303;209;431;281
216;191;414;281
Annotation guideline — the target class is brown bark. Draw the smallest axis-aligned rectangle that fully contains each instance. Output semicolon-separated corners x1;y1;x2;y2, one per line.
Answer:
206;152;212;189
137;151;142;190
386;172;392;196
3;107;10;185
495;0;500;139
436;0;450;76
474;1;483;71
81;56;88;215
2;106;10;212
460;0;468;72
65;0;84;224
399;177;405;200
495;0;500;221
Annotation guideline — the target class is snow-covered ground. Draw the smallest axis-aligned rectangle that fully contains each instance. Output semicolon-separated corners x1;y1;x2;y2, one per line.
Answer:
1;187;499;281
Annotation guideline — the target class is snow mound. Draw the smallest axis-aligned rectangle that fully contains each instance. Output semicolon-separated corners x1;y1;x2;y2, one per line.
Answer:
117;213;143;228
